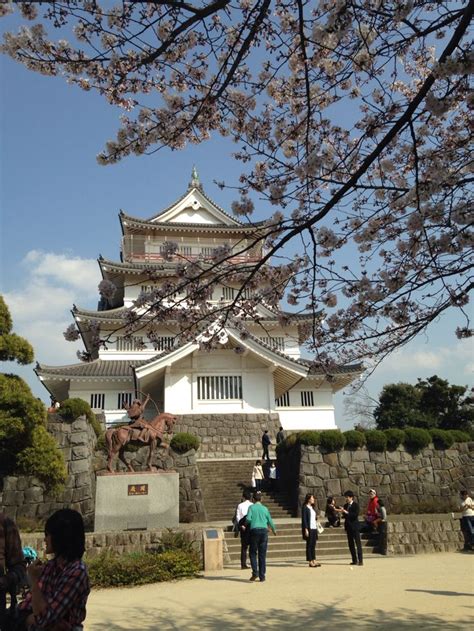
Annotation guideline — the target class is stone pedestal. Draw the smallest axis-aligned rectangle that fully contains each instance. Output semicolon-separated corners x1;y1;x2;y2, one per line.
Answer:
94;471;179;532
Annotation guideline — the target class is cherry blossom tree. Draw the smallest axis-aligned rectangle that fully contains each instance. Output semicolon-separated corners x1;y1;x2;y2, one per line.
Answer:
2;1;473;371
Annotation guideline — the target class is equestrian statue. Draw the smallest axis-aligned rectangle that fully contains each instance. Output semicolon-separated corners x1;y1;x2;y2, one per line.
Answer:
105;393;177;472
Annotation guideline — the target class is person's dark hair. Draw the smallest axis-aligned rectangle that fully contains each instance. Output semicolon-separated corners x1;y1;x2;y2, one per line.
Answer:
45;508;85;561
256;459;261;465
303;493;314;505
263;430;268;433
242;490;252;501
460;490;469;497
253;491;262;502
326;496;334;506
344;490;355;498
279;426;283;431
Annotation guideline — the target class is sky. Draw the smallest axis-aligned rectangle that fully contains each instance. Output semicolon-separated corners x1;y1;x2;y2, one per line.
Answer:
0;10;472;431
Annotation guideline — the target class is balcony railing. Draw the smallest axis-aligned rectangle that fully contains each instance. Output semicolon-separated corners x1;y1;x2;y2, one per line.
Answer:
121;235;261;264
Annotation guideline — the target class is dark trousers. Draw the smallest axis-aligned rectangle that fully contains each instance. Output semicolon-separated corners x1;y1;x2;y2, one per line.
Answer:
378;522;387;555
305;529;317;562
250;528;268;580
255;479;263;492
346;527;363;563
240;528;250;568
460;516;474;548
262;445;270;460
0;590;5;631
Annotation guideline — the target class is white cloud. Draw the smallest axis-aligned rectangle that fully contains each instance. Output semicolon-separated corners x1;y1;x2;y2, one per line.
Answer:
3;249;101;370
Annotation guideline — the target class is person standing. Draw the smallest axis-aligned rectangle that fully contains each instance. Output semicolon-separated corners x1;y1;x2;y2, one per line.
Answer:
235;491;253;569
276;426;285;444
459;490;474;551
373;499;388;555
341;490;363;566
363;488;379;531
261;430;271;461
246;492;276;582
301;494;321;568
252;460;264;492
18;509;90;631
0;512;25;631
268;461;277;491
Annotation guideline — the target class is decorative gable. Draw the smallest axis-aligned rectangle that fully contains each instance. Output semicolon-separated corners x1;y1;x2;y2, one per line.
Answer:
149;188;241;226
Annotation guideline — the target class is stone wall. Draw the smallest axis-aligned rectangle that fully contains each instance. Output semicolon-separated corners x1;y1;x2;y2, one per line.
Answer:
387;516;464;555
174;413;281;459
0;414;206;526
277;442;473;515
0;415;98;528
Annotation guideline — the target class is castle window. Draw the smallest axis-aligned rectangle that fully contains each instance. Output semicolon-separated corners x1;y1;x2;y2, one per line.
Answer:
275;391;290;407
117;392;133;408
90;393;105;409
116;336;144;351
259;336;285;351
300;391;314;407
153;336;174;351
222;286;252;301
197;375;242;400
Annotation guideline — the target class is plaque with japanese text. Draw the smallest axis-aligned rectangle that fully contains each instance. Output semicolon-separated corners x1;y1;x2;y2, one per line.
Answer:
127;483;148;496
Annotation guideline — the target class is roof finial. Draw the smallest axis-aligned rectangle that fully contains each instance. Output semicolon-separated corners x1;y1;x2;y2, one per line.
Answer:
189;165;203;190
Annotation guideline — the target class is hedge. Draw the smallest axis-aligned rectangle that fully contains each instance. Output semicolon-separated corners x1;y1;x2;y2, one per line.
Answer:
447;429;471;443
343;430;366;450
59;398;102;437
383;428;405;451
319;430;345;452
170;432;200;453
87;549;200;587
429;429;454;449
364;430;387;452
297;430;321;446
403;427;431;453
16;426;67;495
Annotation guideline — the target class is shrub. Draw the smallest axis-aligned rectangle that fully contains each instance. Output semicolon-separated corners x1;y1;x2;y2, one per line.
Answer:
153;528;195;554
343;430;366;450
364;430;387;452
170;432;200;453
284;433;299;450
319;430;345;452
403;427;431;453
86;549;200;588
297;430;321;446
447;429;471;443
16;426;67;495
429;429;454;449
384;428;405;451
59;398;102;437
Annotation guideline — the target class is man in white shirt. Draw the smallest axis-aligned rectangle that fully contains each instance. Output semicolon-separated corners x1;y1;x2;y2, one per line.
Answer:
459;490;474;551
235;491;253;569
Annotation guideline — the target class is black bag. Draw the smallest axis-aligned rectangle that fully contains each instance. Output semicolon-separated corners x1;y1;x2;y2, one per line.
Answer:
1;593;28;631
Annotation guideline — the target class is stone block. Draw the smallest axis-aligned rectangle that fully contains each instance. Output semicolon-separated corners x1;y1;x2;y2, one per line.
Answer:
323;453;338;467
369;452;386;464
72;446;89;460
24;488;44;503
364;462;376;474
338;451;352;468
69;459;90;475
314;463;330;478
325;478;341;496
347;461;365;474
386;451;401;464
94;472;179;532
352;449;370;462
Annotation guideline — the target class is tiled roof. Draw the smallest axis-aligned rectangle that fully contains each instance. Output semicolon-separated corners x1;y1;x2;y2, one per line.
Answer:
35;358;156;379
120;213;266;233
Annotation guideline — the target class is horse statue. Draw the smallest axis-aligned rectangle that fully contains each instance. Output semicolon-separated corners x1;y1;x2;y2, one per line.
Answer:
105;394;177;472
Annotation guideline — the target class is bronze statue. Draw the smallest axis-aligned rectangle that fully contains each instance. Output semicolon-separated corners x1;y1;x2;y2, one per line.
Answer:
105;394;177;472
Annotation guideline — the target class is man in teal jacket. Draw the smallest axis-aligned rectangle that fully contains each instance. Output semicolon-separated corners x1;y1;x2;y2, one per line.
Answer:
245;492;276;582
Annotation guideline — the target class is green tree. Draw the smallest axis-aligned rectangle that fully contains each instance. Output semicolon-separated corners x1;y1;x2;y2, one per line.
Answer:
374;383;428;430
0;296;66;490
374;375;473;432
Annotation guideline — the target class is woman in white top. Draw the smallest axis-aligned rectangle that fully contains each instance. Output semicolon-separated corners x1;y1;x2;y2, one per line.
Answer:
252;460;264;492
301;494;321;567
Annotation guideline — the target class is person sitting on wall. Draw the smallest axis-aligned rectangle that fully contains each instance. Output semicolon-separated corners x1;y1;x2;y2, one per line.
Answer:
362;488;379;531
325;496;342;528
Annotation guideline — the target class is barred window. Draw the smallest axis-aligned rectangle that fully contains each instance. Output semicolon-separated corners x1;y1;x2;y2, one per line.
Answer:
117;392;133;408
153;336;174;351
201;247;214;257
222;286;252;301
197;375;242;400
275;391;290;407
141;284;155;293
116;336;144;351
300;391;314;407
179;246;193;257
259;336;285;351
90;393;105;409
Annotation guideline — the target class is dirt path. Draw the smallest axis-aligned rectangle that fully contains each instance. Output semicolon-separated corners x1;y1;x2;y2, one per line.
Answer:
85;553;473;630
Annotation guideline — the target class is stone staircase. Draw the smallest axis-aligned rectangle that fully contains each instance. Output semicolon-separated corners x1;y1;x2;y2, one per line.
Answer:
223;521;381;566
198;459;294;522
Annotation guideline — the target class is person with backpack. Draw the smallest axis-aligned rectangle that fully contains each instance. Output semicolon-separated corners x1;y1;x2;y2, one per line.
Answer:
0;512;25;631
235;491;253;569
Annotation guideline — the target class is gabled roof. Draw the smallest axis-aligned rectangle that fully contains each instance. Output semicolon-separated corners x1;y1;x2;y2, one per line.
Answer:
119;185;266;234
35;358;154;380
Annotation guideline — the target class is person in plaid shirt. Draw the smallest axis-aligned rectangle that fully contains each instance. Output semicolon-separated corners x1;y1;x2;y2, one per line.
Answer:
19;509;89;631
0;512;25;631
